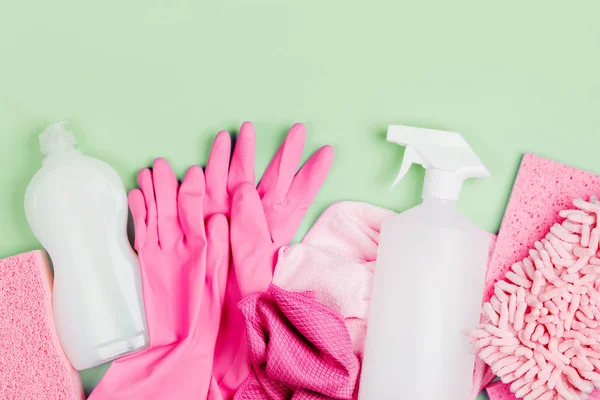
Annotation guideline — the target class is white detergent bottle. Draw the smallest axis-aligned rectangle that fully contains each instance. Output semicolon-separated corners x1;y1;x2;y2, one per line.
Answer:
24;122;148;370
359;125;490;400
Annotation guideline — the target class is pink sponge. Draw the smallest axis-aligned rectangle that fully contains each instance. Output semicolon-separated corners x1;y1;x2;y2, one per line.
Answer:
483;154;600;304
0;250;85;400
476;154;600;399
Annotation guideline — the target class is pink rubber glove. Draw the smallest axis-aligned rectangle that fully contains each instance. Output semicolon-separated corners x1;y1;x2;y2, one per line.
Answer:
89;159;229;400
194;121;333;398
202;123;256;399
213;123;334;398
203;122;256;218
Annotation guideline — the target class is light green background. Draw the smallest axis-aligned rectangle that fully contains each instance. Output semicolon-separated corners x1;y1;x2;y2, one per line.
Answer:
2;1;600;398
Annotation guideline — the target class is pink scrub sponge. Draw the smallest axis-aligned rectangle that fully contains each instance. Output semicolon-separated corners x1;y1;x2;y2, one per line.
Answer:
471;196;600;399
483;154;600;305
0;250;85;400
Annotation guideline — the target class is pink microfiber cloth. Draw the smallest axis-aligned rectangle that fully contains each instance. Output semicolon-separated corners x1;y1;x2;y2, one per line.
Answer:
486;380;519;399
234;284;360;400
474;153;600;399
272;201;497;399
0;250;85;400
273;201;394;357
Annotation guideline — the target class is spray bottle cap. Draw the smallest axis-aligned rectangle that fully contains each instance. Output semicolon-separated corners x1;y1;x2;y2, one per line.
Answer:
387;125;489;201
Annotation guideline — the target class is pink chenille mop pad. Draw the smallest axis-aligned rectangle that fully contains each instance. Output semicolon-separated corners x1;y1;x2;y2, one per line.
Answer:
272;201;497;399
478;153;600;399
234;284;360;400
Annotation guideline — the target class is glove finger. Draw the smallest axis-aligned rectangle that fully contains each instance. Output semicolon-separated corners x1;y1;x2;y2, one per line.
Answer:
211;272;243;387
193;214;229;341
257;123;306;204
272;144;334;244
227;121;256;195
207;378;224;400
190;214;229;399
138;168;158;245
152;158;184;248
178;165;206;244
208;216;230;307
128;189;147;250
205;214;229;313
205;131;231;216
231;183;273;297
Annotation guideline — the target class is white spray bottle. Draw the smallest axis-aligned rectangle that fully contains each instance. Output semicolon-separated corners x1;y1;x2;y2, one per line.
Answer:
359;125;490;400
24;122;148;370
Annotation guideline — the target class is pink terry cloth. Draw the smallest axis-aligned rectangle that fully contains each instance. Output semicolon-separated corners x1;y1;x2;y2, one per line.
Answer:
234;284;360;400
272;201;497;399
0;250;85;400
478;153;600;399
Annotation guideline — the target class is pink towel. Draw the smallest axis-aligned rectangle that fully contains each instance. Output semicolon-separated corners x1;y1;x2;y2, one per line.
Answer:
234;284;360;400
273;201;497;399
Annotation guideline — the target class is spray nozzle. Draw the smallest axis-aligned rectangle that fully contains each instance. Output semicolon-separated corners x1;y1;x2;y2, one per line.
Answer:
387;125;489;201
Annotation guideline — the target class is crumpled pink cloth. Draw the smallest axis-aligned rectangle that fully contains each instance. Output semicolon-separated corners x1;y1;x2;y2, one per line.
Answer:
273;202;394;357
272;201;497;399
234;284;360;400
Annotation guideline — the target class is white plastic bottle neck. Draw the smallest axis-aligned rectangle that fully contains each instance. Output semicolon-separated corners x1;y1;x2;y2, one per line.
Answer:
43;139;79;156
39;122;82;160
422;168;461;202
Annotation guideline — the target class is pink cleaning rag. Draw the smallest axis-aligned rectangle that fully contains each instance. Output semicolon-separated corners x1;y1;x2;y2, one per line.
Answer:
273;201;497;399
273;201;394;357
478;153;600;399
234;284;360;400
486;380;518;399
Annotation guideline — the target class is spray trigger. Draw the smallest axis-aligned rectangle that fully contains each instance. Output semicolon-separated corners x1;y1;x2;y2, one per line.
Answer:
392;146;427;188
386;125;489;200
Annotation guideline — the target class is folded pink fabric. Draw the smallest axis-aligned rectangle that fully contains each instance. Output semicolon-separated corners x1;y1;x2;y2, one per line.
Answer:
234;284;360;400
273;202;393;357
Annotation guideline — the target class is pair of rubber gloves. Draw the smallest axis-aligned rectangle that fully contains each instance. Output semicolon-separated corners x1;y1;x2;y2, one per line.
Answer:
89;122;334;400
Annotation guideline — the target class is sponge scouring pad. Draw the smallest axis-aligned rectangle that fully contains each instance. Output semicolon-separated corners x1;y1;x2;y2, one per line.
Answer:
484;153;600;304
0;250;85;399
